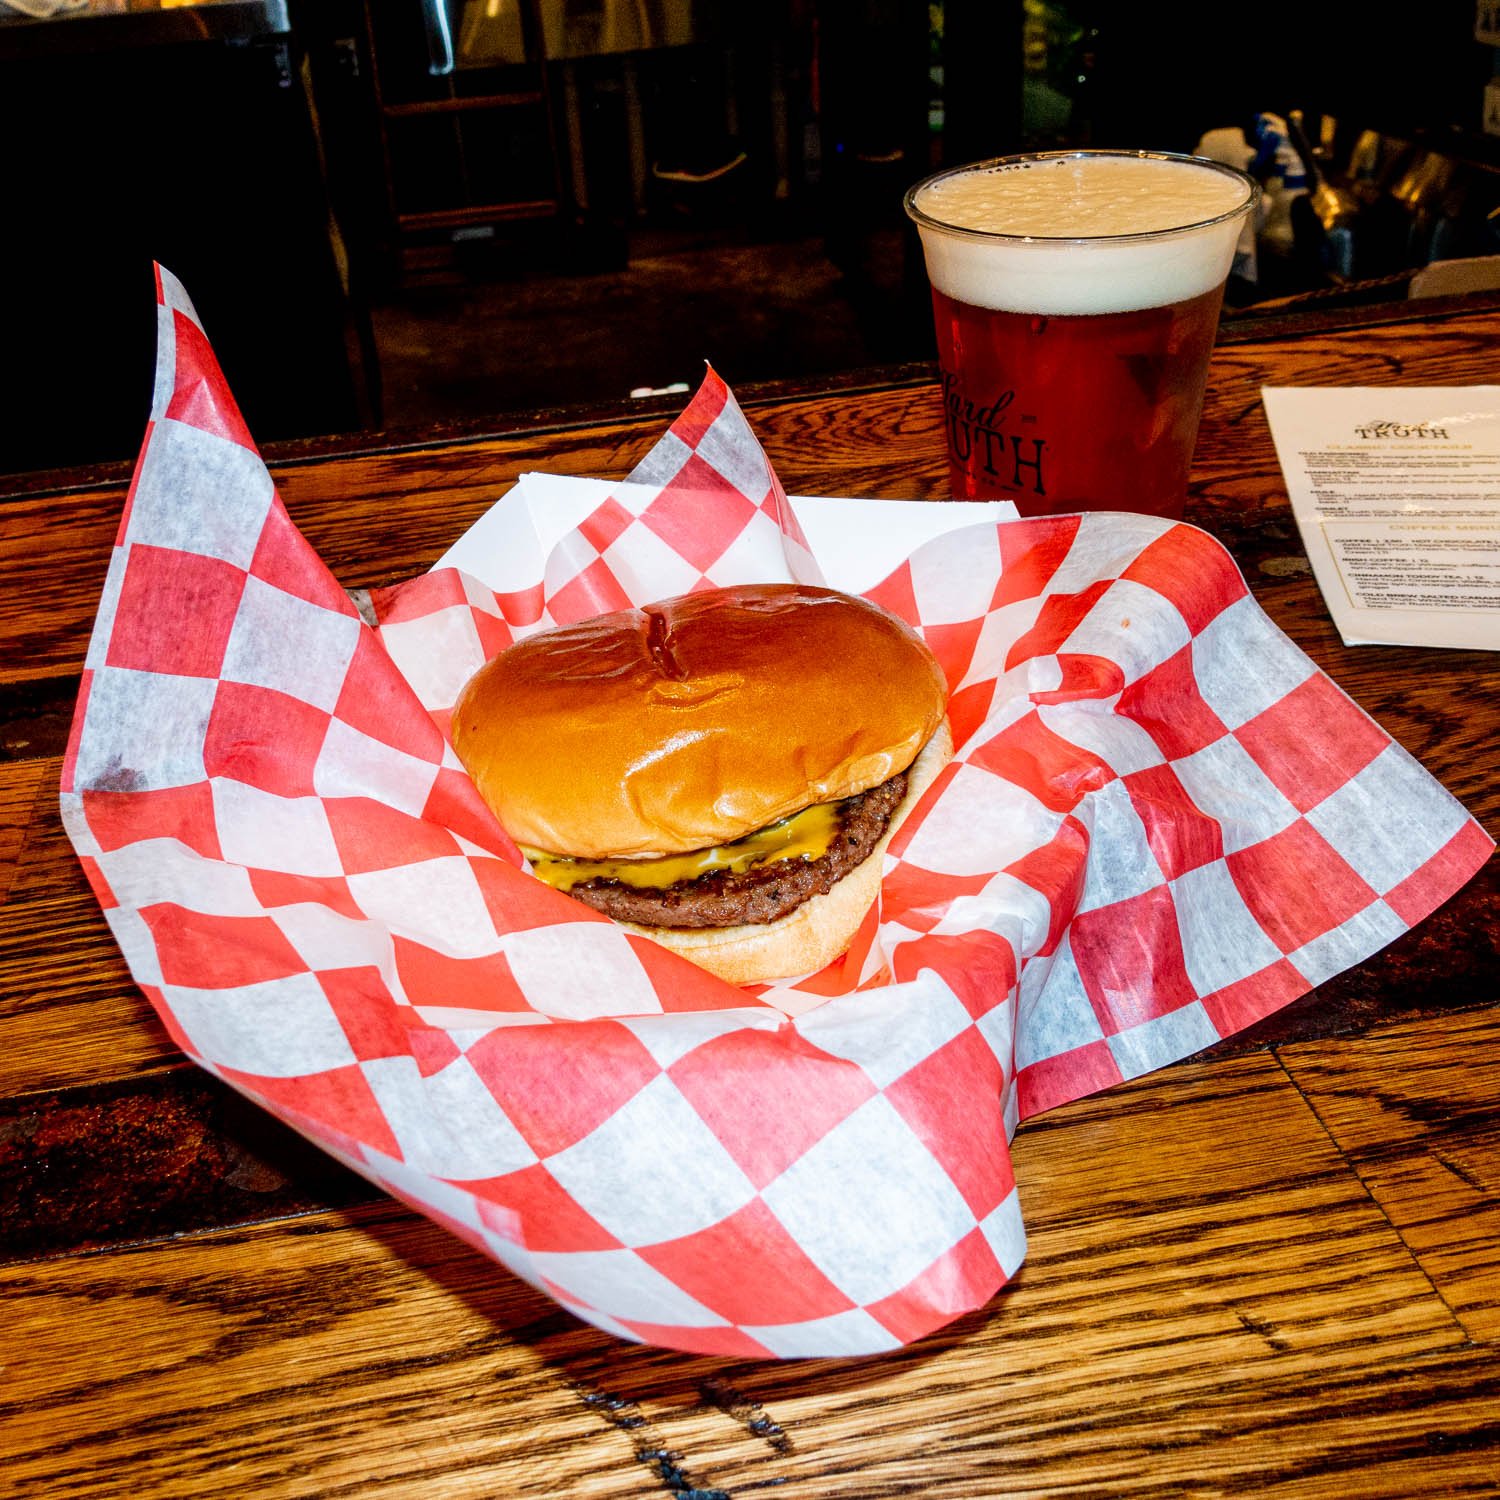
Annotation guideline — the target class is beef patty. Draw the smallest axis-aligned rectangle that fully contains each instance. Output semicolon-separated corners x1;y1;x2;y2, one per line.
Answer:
566;772;909;929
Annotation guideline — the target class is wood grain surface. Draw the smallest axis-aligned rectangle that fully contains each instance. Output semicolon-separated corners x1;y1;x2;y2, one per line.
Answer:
5;1016;1498;1498
2;299;1497;1497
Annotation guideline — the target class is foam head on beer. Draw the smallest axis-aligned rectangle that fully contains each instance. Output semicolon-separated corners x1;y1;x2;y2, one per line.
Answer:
909;152;1255;318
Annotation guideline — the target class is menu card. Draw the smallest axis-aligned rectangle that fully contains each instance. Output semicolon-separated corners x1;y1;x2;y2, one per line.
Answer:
1261;386;1500;651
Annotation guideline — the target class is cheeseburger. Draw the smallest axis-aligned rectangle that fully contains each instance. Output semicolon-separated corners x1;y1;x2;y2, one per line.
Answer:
451;583;951;984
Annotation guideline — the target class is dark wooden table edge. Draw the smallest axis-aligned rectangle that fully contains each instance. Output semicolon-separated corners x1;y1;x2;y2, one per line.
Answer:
6;288;1500;505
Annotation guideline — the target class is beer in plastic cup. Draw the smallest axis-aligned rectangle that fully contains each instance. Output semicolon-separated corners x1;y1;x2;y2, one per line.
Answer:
904;151;1259;517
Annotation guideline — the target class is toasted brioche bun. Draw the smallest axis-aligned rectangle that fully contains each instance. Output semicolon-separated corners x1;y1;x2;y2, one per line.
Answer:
452;583;949;861
623;718;952;984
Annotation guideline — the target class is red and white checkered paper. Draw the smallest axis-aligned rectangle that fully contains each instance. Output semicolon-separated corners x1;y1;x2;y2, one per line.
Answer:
61;268;1493;1357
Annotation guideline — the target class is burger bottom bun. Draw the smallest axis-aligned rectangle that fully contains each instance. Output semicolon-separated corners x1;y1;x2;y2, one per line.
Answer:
620;719;954;987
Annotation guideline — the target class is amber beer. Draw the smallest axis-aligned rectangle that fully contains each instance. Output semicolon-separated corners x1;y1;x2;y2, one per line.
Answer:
905;152;1258;517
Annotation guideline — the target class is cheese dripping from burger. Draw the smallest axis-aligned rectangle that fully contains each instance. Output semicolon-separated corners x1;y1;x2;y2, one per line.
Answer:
451;583;952;985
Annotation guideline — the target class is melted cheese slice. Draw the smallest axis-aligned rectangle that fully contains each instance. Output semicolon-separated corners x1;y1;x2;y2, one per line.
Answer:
524;802;842;891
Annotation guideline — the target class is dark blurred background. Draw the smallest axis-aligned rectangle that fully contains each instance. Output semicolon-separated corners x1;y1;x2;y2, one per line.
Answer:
3;0;1499;478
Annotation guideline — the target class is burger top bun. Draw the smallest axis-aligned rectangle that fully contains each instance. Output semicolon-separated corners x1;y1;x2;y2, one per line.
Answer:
452;583;948;860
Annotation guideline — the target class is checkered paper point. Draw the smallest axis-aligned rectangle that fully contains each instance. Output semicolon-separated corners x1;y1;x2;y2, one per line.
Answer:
59;269;1495;1357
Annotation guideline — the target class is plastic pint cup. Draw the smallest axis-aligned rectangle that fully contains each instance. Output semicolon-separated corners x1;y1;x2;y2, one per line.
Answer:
904;151;1258;517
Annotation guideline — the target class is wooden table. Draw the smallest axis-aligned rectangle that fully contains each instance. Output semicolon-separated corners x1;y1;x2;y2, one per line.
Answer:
3;296;1498;1497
